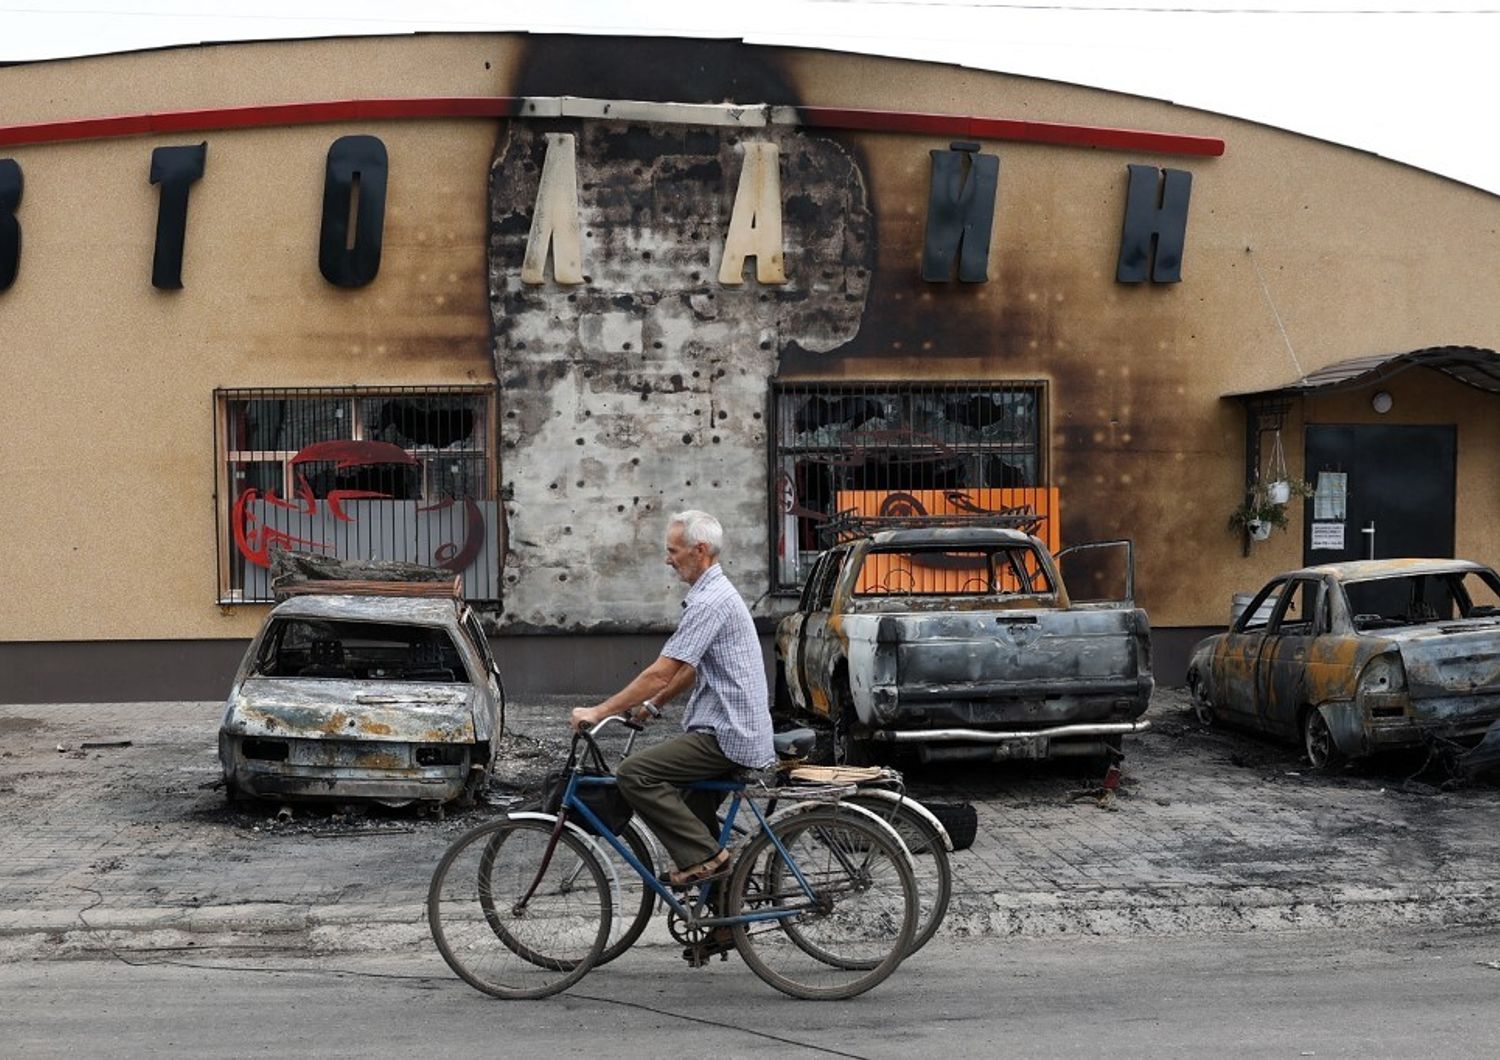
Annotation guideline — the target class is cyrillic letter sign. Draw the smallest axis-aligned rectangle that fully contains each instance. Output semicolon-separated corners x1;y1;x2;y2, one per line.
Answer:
0;159;20;292
319;135;388;288
521;133;584;285
149;143;206;290
921;142;998;283
719;142;785;285
1116;164;1192;284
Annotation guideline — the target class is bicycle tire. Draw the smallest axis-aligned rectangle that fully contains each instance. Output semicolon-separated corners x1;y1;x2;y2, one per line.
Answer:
844;794;952;955
727;807;917;1000
428;817;611;1000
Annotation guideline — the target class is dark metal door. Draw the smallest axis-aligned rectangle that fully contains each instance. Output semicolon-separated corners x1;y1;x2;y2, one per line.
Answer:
1303;425;1455;566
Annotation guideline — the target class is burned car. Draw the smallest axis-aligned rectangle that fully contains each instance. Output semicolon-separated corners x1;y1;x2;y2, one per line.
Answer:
1186;559;1500;770
218;592;502;806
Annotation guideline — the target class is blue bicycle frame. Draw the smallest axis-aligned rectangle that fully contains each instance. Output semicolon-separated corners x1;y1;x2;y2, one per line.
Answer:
556;758;817;929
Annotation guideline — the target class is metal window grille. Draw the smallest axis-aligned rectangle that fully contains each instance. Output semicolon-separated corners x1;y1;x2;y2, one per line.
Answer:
769;380;1048;593
214;385;499;603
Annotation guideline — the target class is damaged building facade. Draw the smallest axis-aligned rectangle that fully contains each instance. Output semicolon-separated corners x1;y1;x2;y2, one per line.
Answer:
4;33;1500;700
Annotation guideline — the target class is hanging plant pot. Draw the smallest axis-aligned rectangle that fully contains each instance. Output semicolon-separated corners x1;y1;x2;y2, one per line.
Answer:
1265;480;1292;505
1248;518;1273;541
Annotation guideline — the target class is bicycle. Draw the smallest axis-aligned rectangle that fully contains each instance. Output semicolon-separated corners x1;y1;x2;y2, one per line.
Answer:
756;728;954;956
553;725;953;964
427;716;920;1001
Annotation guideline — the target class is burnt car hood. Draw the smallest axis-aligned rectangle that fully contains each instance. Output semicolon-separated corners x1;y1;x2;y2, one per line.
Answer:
223;677;479;744
1380;621;1500;698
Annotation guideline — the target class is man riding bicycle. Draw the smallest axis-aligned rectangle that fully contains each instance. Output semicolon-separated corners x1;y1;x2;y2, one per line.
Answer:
569;510;774;888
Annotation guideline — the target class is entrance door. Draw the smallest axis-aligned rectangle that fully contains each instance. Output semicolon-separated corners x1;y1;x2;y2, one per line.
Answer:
1303;424;1455;565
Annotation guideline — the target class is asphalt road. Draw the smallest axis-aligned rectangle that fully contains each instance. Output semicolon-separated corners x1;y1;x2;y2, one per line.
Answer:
6;927;1499;1058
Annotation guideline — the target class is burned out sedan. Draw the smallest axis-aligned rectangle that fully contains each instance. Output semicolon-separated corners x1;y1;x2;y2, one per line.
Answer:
218;593;503;806
1186;559;1500;769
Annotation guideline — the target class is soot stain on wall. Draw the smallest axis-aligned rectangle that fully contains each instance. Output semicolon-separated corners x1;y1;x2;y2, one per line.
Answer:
489;117;873;633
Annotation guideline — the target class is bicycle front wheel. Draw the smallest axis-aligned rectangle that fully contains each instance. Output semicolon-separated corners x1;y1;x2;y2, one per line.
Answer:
428;817;611;1000
728;807;917;1000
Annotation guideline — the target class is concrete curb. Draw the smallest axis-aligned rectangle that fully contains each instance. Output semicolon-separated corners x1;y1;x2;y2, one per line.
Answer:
8;880;1499;954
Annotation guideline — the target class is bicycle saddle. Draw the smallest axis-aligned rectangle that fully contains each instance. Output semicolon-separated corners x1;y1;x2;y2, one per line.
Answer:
774;728;818;759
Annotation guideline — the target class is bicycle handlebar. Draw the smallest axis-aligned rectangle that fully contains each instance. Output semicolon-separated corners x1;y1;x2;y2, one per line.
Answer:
588;713;643;738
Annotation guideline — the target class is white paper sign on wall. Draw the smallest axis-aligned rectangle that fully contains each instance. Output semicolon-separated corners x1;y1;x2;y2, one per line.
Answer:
1310;521;1345;551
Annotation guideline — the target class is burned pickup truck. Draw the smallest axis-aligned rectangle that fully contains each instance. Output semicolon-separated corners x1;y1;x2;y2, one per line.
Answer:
218;570;503;808
775;527;1153;766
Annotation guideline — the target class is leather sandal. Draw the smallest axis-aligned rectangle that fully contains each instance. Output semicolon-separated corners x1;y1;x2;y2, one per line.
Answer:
661;848;731;889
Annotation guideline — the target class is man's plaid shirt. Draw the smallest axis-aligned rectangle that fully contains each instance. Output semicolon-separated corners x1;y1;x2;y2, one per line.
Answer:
662;563;774;768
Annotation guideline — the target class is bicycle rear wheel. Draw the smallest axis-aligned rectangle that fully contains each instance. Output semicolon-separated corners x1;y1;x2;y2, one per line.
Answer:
728;807;917;1000
844;794;952;955
428;817;611;1000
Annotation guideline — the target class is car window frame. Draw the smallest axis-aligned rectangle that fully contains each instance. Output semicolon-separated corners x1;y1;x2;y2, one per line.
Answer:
1267;577;1326;636
812;549;849;611
798;552;832;612
459;606;497;681
1235;578;1288;634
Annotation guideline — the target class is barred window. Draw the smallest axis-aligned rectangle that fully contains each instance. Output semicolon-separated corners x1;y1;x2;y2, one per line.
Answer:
770;381;1049;592
214;386;499;602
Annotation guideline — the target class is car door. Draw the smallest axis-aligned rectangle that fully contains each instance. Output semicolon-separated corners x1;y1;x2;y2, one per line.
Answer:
1257;578;1327;739
1212;578;1288;727
459;606;503;742
1055;539;1135;607
778;552;828;713
798;547;851;717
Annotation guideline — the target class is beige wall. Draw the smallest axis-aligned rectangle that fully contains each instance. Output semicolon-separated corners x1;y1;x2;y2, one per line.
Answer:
0;38;519;640
1;34;1498;644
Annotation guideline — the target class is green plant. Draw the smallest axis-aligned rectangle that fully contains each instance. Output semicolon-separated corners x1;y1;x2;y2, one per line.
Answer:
1228;499;1287;534
1228;482;1296;536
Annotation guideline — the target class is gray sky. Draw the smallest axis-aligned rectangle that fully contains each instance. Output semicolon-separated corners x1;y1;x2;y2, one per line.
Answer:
4;1;1498;195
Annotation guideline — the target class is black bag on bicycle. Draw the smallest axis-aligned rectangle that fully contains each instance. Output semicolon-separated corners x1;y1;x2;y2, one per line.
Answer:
539;736;633;837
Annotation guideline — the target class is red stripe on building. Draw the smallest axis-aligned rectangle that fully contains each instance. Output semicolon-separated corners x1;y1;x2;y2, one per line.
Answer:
797;106;1224;157
0;96;1224;157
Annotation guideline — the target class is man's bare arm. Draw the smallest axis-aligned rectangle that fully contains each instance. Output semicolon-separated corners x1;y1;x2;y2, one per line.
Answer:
650;661;696;709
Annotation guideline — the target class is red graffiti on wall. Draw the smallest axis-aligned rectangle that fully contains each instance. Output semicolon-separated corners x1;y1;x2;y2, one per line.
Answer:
232;440;487;571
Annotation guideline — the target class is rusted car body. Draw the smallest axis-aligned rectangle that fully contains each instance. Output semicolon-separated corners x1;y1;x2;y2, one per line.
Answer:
775;527;1153;765
1186;559;1500;768
218;594;502;805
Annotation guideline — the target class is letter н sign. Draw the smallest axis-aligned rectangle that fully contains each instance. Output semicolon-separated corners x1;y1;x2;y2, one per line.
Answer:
1117;164;1192;284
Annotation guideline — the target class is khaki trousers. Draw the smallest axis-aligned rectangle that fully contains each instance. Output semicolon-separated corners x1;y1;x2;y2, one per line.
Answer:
615;730;736;870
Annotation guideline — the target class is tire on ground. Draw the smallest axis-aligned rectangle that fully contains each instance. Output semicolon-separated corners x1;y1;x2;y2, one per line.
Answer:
924;801;978;851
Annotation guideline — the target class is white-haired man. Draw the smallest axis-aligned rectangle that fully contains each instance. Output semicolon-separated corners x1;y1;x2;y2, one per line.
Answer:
569;510;773;887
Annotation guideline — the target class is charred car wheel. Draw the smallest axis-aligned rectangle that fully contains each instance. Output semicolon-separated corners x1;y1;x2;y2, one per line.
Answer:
1302;707;1344;771
832;683;872;767
1188;672;1216;727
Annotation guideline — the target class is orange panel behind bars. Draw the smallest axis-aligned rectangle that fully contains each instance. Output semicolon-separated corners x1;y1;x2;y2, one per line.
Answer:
835;488;1060;595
